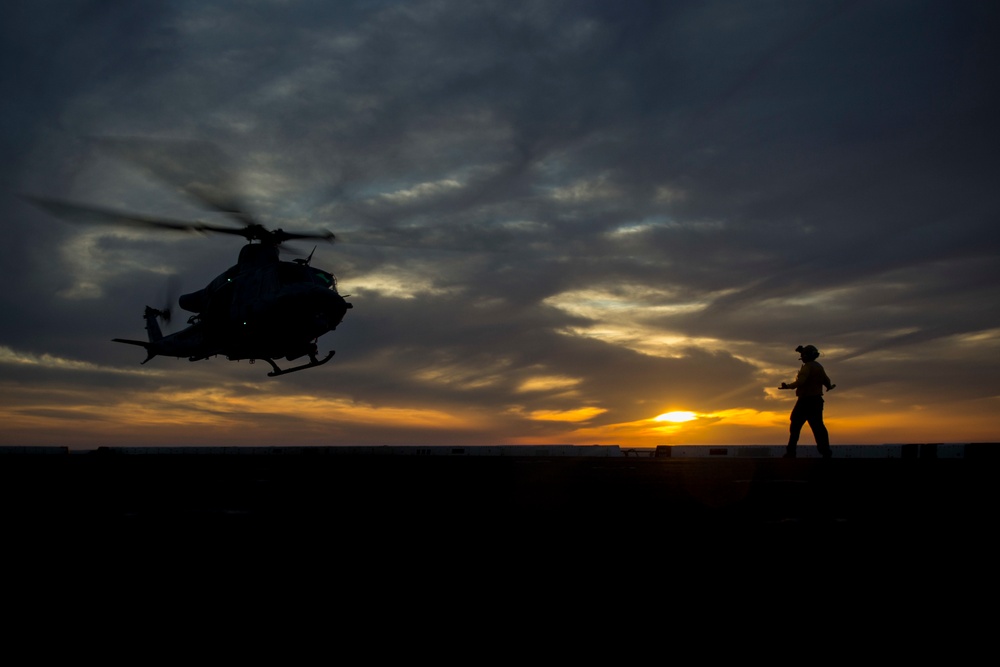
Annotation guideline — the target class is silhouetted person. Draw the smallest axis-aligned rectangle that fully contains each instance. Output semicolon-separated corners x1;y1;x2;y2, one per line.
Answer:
779;344;835;458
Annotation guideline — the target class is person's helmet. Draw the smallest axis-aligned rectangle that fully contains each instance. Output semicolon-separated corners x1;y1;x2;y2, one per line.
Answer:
796;344;820;360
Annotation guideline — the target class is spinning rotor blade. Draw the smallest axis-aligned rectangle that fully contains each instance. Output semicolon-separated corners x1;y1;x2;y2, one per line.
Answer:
27;138;337;248
270;228;336;244
23;195;246;236
161;273;181;325
92;136;260;228
24;195;335;245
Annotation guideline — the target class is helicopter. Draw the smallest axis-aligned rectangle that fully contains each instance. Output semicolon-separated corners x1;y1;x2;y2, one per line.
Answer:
25;189;353;378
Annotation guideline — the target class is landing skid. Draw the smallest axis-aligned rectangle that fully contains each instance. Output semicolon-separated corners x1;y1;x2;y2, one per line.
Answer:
263;351;335;377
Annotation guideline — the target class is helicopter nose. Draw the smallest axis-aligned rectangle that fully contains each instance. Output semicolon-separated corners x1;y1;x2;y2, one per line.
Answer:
317;291;350;328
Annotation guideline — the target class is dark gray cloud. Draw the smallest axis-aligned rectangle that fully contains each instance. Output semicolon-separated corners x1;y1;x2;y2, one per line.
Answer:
2;0;998;447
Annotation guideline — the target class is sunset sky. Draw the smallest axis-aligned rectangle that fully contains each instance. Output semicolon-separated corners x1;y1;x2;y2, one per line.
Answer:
2;0;998;450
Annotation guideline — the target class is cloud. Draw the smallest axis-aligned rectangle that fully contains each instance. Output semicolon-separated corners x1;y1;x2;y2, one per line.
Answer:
2;1;999;447
0;345;162;376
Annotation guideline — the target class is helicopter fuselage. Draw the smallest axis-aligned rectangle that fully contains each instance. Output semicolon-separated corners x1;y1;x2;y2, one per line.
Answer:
114;243;352;376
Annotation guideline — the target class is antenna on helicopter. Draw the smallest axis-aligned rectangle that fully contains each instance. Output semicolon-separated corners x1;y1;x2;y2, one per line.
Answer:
294;246;317;266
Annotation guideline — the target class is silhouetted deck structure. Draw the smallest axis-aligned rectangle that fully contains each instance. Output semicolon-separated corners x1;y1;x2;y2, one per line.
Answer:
3;442;996;624
3;443;996;539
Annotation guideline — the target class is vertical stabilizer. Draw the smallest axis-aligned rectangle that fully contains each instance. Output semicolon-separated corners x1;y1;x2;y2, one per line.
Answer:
111;305;167;364
143;305;165;342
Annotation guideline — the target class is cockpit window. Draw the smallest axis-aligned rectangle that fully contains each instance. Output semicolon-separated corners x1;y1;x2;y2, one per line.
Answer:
277;262;337;289
312;269;335;287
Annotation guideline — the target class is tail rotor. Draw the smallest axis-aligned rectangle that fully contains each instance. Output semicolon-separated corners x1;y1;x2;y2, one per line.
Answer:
158;274;180;329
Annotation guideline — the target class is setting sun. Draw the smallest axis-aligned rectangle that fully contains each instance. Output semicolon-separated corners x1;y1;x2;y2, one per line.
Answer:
655;411;698;423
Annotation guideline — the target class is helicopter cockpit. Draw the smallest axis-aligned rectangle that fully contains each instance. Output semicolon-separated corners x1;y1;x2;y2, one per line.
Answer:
279;262;337;288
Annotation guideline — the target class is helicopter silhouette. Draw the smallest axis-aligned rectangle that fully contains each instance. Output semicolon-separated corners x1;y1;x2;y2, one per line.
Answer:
24;140;353;377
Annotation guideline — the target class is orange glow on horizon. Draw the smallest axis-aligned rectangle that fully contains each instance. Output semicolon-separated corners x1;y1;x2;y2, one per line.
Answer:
1;378;997;449
0;383;488;446
655;411;697;423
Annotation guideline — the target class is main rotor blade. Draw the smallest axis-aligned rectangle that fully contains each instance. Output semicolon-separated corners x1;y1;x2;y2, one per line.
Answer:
91;136;259;227
26;195;337;246
23;195;247;236
272;228;336;244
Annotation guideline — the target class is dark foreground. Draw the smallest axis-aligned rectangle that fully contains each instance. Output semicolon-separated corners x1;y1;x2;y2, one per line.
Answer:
4;449;996;553
3;449;997;632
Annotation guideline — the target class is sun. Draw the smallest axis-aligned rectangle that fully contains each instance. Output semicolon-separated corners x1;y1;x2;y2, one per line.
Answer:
654;411;698;423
